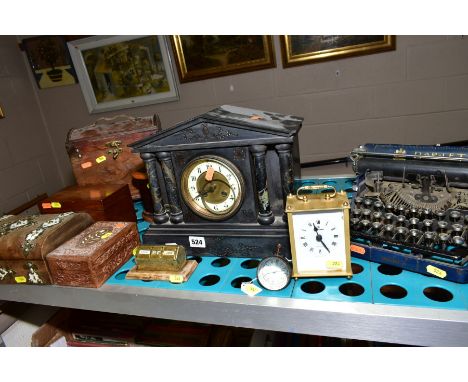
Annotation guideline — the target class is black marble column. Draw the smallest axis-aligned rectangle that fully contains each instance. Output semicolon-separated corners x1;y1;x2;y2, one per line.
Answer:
156;152;184;224
275;144;294;221
141;153;168;224
250;145;274;225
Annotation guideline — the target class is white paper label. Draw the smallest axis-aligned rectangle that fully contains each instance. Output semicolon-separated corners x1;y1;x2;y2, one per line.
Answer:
189;236;206;248
241;282;262;297
138;249;151;255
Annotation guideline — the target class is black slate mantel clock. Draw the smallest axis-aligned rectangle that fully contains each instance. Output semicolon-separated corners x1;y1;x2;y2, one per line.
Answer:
130;105;303;258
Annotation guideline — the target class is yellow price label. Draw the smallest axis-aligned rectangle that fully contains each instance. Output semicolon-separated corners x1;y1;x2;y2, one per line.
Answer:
15;276;27;283
326;260;343;269
426;265;447;279
51;202;62;208
96;155;107;163
169;274;184;283
100;232;113;239
241;282;262;296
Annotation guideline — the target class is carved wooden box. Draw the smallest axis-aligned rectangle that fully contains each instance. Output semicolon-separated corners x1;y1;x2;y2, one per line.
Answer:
46;221;139;288
66;114;161;199
0;213;94;285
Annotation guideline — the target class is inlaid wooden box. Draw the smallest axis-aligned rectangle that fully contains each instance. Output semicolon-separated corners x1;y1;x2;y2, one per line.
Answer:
46;221;139;288
0;213;94;285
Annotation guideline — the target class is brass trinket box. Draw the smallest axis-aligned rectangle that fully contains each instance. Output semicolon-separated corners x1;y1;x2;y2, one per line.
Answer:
134;244;186;272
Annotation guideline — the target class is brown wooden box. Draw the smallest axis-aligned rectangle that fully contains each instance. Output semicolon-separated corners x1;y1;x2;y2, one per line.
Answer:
0;213;94;285
38;184;136;222
65;114;161;199
46;221;139;288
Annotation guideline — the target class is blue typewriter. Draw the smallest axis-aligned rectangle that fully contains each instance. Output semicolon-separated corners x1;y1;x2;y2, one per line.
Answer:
349;143;468;283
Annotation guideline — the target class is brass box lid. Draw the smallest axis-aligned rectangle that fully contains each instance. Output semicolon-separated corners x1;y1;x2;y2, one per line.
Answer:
134;244;186;271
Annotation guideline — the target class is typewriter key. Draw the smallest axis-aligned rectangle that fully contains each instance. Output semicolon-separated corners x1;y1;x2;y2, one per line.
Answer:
451;223;464;237
423;231;436;247
409;208;419;218
408;229;422;244
438;233;450;251
464;214;468;225
354;197;363;208
385;204;394;213
374;201;383;211
384;213;394;224
384;224;394;239
352;209;362;219
437;220;448;233
423;219;434;231
453;236;465;247
372;211;383;222
449;210;461;222
422;209;432;220
397;206;406;216
435;211;446;221
395;227;408;240
364;199;373;209
371;221;383;234
360;219;371;231
350;218;361;230
362;209;372;220
409;218;419;229
396;215;406;227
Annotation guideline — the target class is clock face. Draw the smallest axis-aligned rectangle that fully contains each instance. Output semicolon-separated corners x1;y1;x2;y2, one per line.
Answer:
291;209;348;274
181;155;245;220
257;256;292;291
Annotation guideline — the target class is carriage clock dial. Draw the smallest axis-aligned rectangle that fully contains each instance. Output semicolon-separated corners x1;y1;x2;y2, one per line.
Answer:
257;255;292;291
181;155;245;221
286;185;352;278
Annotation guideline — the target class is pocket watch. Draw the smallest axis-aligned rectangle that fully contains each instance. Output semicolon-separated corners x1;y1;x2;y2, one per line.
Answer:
286;185;352;278
180;155;245;220
257;245;292;291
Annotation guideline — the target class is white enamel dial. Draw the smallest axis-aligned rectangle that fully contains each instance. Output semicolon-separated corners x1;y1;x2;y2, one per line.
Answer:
181;156;244;220
257;256;292;291
292;210;347;274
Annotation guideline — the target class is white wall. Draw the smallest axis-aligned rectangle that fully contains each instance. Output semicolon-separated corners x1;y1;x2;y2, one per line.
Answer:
0;36;63;214
1;35;468;212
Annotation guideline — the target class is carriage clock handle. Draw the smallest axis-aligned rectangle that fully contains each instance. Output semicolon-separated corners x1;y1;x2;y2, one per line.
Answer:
296;184;337;201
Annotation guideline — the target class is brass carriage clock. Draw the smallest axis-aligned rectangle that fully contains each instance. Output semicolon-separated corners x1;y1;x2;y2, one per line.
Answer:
286;185;352;278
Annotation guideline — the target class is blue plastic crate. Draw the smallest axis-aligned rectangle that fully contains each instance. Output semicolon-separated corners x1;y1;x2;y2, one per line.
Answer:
294;176;356;199
370;262;466;310
291;257;373;303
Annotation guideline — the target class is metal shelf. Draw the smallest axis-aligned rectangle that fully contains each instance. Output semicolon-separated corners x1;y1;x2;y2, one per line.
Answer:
1;283;467;346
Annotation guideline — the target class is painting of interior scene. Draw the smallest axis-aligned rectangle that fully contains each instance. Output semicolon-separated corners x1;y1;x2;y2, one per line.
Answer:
82;36;170;103
290;35;386;55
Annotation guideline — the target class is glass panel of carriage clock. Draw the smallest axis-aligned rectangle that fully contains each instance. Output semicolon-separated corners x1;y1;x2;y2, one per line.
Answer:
292;210;347;273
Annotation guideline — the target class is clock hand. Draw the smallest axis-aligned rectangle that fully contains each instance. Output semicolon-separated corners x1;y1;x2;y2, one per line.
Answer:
312;224;331;253
192;184;216;200
320;240;330;253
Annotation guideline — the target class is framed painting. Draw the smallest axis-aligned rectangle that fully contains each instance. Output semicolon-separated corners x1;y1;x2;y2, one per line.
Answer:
23;36;78;89
68;36;179;114
280;36;396;67
171;35;276;83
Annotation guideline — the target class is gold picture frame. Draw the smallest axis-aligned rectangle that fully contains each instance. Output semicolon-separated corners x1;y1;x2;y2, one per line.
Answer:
171;36;276;83
280;35;396;68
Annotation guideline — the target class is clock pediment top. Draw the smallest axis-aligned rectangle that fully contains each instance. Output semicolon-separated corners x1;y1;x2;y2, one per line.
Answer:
129;105;303;151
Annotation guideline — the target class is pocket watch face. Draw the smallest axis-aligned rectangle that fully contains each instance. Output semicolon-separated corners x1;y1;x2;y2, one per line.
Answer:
291;210;348;274
181;155;245;221
257;256;292;291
